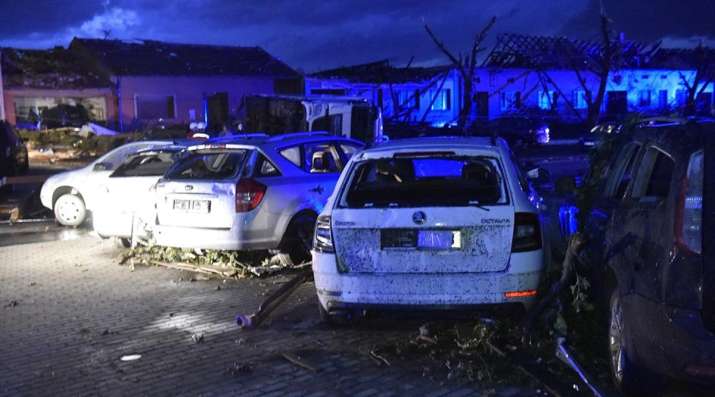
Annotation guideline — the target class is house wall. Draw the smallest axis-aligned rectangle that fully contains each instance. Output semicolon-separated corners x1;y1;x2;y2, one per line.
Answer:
114;75;277;129
476;68;714;120
2;87;115;127
306;69;462;127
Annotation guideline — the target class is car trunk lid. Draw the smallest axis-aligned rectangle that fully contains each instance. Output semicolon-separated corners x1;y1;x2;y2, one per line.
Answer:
331;206;514;273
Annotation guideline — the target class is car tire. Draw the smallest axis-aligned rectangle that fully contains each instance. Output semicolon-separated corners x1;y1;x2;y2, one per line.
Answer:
281;212;317;265
115;238;131;249
608;289;661;397
53;193;87;227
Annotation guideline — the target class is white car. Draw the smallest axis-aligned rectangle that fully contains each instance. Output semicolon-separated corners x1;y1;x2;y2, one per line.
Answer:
40;141;175;226
92;145;187;246
152;133;364;263
312;136;545;322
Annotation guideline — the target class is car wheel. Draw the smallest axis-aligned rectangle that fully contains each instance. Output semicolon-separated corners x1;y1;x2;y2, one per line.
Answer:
282;212;317;265
53;193;86;227
609;290;659;396
115;238;131;248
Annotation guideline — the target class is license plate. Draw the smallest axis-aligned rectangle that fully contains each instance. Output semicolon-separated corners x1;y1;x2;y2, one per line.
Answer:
173;199;210;213
417;230;462;250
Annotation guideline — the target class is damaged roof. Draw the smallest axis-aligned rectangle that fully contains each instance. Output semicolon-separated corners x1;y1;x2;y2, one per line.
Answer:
1;47;111;89
70;38;299;77
484;33;659;70
311;60;452;84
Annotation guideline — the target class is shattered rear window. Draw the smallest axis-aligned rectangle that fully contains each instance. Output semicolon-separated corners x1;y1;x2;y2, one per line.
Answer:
340;156;507;208
165;150;247;180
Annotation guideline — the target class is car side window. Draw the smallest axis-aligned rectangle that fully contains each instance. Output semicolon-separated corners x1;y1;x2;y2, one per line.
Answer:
111;152;176;177
256;154;280;177
631;147;674;200
338;143;361;161
279;146;301;167
604;142;641;199
304;142;341;173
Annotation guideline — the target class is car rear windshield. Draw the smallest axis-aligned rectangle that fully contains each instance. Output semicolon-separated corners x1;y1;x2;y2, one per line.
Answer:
340;155;506;208
165;149;247;180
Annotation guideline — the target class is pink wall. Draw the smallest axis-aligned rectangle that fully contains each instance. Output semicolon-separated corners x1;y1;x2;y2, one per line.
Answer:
115;75;277;128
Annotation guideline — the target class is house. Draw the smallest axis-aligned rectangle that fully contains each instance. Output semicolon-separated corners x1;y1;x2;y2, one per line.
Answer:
70;38;302;131
306;60;461;127
0;47;115;128
480;33;714;121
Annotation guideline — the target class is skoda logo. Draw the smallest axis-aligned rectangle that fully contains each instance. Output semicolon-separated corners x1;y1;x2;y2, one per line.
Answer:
184;185;194;191
412;211;426;225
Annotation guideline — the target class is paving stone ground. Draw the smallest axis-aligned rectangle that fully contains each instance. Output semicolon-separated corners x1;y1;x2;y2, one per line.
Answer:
0;237;536;396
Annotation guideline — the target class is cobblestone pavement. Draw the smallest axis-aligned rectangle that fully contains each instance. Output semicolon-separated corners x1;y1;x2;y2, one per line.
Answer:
0;237;537;397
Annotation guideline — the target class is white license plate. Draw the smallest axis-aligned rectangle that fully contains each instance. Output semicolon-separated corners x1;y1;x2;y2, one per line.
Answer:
173;199;210;213
417;230;462;250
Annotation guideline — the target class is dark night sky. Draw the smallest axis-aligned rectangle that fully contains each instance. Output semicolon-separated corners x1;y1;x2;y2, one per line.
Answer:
0;0;713;72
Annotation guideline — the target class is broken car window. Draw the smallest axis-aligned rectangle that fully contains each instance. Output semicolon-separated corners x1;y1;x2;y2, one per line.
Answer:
631;147;674;199
111;151;177;177
165;150;247;180
341;156;506;208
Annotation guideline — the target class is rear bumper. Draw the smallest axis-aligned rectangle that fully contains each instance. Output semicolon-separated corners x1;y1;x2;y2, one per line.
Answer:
153;223;279;251
312;249;543;310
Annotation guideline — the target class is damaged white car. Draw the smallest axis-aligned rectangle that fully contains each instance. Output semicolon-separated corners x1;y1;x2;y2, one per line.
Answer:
152;132;364;263
312;136;545;322
92;144;187;247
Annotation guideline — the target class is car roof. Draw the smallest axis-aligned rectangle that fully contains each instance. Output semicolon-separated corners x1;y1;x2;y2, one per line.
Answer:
358;136;509;158
185;132;364;151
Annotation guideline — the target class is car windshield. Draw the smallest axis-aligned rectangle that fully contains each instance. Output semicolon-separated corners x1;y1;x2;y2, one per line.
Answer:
340;155;506;208
165;149;247;180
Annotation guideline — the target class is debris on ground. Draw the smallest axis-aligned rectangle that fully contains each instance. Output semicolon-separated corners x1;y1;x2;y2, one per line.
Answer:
281;352;318;372
4;300;19;308
118;245;308;279
224;361;253;376
191;333;204;344
120;354;142;362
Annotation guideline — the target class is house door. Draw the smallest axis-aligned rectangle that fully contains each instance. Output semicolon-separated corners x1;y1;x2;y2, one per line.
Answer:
606;91;627;115
207;92;229;130
475;92;489;120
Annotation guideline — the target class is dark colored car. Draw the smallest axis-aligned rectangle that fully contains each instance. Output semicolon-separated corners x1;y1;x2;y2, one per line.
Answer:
0;121;29;177
487;116;550;146
563;119;715;394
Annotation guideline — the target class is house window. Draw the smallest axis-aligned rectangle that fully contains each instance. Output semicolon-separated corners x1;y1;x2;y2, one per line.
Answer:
431;89;451;111
639;90;652;107
658;90;669;109
136;95;176;120
538;91;556;110
676;89;688;107
500;91;520;112
399;90;419;109
573;90;588;109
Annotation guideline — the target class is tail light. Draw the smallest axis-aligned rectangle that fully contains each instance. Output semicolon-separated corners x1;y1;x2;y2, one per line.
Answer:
313;215;334;253
235;178;266;212
512;212;542;252
675;150;703;255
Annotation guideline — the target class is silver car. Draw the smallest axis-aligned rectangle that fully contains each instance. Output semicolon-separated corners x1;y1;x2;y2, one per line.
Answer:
153;132;364;262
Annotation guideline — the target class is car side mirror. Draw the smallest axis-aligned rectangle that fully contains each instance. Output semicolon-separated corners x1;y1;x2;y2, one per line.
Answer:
93;162;112;171
310;151;330;173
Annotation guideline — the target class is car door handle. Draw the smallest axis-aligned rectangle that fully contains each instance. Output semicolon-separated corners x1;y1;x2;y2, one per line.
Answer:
309;185;324;194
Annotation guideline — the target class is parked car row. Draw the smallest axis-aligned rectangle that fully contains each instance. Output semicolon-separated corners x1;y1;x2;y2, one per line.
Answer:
40;132;365;263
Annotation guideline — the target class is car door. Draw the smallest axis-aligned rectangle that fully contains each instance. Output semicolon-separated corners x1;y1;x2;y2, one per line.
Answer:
96;150;178;237
303;141;343;200
590;142;643;267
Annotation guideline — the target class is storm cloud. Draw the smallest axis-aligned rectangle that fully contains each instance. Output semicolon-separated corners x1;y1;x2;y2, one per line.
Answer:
0;0;712;71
